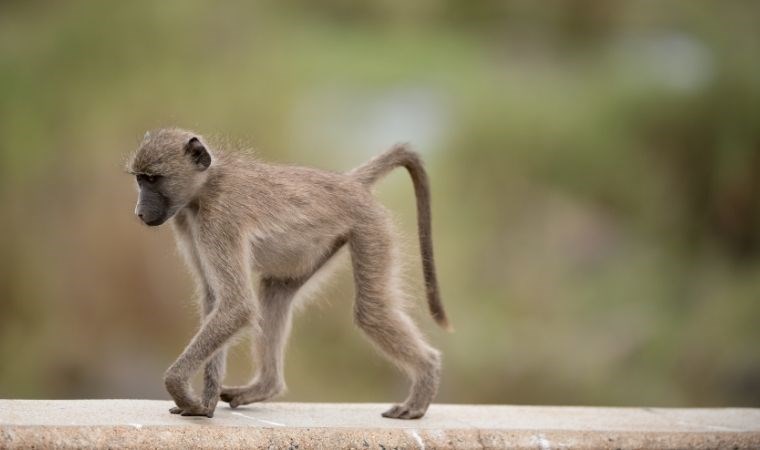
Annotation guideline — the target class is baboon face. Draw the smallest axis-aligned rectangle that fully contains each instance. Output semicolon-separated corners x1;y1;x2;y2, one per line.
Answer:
128;129;212;227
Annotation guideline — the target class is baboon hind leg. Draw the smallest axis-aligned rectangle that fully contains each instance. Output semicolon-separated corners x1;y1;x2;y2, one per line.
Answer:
349;218;441;420
220;278;299;408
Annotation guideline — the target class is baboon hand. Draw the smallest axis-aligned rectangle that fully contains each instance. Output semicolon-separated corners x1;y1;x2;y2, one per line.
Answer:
382;403;428;420
169;405;215;418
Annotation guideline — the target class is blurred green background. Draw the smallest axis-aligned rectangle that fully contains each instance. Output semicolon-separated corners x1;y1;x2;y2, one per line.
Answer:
1;1;759;407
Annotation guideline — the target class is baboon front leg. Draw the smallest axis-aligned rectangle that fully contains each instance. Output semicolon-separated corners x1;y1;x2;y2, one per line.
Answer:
349;219;442;420
221;278;299;408
169;240;228;416
165;237;255;417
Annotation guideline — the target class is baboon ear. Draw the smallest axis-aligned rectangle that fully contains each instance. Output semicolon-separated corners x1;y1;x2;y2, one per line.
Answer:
185;137;211;171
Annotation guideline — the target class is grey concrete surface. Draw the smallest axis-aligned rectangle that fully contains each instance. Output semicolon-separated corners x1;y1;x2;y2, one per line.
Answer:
1;400;759;449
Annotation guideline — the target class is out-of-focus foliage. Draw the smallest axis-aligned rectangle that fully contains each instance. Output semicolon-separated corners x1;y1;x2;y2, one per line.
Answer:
1;1;759;406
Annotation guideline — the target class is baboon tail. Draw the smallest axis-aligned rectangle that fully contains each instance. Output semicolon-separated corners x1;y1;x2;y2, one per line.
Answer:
348;144;452;331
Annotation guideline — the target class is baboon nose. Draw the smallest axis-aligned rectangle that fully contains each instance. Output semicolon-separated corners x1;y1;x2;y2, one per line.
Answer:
137;212;145;221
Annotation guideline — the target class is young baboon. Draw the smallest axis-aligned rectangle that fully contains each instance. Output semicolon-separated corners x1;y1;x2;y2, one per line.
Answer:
127;128;450;419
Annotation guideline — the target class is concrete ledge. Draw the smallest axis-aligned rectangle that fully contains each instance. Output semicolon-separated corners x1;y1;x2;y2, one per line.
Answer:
1;400;759;449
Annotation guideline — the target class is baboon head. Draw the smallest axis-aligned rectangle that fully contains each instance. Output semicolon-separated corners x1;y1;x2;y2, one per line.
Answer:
127;128;212;226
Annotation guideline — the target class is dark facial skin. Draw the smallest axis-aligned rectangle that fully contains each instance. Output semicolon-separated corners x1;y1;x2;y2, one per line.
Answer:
135;174;170;226
130;135;212;227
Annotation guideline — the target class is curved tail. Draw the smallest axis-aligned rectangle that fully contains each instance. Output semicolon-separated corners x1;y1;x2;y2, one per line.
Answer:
348;144;452;331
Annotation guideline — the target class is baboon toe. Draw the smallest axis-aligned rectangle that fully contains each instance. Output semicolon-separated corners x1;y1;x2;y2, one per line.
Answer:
227;392;271;408
180;407;214;418
222;383;283;408
381;404;427;420
170;406;213;417
381;404;404;418
228;393;268;408
170;403;214;418
399;408;426;419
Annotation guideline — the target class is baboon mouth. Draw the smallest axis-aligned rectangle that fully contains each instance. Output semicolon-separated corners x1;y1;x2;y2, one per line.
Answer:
144;217;167;227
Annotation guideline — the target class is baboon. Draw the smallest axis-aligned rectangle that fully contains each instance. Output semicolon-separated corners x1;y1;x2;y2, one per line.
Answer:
127;128;450;419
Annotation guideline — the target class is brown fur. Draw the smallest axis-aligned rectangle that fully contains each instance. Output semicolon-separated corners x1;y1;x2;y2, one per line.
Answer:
127;128;449;419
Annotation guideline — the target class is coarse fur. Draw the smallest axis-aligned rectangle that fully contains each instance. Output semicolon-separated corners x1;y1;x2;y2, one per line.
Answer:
127;128;450;419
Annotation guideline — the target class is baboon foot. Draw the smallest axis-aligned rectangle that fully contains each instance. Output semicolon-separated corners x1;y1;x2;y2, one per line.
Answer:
220;381;283;408
381;403;428;420
168;405;214;418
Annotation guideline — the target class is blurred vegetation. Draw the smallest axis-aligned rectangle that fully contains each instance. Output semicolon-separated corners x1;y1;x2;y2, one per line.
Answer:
1;1;759;407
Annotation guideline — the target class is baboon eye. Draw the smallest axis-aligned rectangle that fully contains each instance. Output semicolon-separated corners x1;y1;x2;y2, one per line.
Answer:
137;174;162;184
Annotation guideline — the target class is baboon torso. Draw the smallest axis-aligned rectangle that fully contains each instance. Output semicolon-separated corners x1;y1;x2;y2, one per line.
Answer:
175;156;371;281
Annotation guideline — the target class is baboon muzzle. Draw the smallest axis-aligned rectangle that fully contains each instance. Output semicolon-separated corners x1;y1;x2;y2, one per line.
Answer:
135;190;170;226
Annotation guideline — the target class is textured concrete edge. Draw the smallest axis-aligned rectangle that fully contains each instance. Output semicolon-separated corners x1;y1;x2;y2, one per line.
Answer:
2;425;760;450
